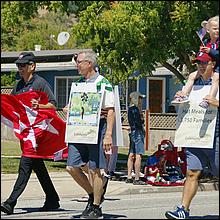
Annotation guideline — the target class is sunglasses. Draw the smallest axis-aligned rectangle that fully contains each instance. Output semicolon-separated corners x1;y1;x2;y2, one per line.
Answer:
16;62;34;68
73;54;89;65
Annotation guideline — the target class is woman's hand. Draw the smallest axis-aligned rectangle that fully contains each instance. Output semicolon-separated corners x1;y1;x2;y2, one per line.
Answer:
103;134;112;152
200;46;211;54
203;95;219;107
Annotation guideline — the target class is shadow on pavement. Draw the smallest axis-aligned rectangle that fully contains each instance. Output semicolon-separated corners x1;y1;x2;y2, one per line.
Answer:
20;207;66;213
190;215;219;219
71;213;127;219
71;198;120;202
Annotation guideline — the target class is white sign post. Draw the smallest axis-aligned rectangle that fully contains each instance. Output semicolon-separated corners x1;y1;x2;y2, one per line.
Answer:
174;85;218;149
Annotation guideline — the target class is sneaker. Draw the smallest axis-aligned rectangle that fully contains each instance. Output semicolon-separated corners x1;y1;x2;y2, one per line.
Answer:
109;172;117;181
125;178;133;183
81;205;103;219
133;179;147;185
1;202;14;215
108;171;116;177
199;100;209;109
171;96;189;104
165;205;190;219
38;201;60;211
131;170;135;177
139;172;145;178
81;197;93;216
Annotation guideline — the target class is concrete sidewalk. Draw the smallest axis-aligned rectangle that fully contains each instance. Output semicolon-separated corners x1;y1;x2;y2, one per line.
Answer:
1;172;219;202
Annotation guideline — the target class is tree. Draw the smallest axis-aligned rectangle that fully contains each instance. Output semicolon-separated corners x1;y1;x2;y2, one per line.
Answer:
1;72;16;87
1;1;95;51
1;1;40;51
1;1;218;84
70;1;219;84
14;11;77;51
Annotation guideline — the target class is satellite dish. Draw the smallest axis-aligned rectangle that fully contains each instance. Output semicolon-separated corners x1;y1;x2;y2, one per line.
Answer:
57;32;70;46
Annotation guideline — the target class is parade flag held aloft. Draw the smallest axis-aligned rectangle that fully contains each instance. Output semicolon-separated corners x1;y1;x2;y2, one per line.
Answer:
1;91;68;159
196;27;207;46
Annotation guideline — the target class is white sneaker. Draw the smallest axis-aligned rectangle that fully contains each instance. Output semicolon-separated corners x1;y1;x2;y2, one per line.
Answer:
171;96;189;104
199;100;209;109
139;172;145;178
131;171;144;177
131;170;135;177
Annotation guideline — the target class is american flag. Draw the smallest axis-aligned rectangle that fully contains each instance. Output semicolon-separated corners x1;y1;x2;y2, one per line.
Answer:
196;27;206;46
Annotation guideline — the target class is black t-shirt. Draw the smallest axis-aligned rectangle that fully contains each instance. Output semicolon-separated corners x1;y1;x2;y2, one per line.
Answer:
11;73;57;106
128;105;144;131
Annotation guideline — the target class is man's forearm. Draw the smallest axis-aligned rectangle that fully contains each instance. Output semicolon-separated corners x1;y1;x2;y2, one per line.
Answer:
38;103;56;109
105;108;115;136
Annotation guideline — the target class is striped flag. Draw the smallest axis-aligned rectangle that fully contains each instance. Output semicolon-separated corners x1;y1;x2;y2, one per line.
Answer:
196;27;206;46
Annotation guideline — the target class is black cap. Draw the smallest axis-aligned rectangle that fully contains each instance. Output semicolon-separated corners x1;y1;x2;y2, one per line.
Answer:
15;52;36;64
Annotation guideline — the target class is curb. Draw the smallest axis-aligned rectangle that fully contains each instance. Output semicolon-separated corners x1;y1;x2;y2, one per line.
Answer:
1;173;218;200
107;181;219;196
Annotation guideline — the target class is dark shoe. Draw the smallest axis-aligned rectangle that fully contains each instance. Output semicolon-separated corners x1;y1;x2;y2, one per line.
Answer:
1;202;14;215
125;178;133;183
81;197;93;216
133;179;147;185
38;202;60;211
109;171;116;177
109;171;117;180
81;205;103;219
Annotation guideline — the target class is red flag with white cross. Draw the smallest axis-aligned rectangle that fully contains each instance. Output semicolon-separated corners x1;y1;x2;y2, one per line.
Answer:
1;91;68;159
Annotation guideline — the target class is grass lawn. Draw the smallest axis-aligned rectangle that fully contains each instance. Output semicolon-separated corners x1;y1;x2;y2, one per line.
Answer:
1;140;150;174
1;140;21;155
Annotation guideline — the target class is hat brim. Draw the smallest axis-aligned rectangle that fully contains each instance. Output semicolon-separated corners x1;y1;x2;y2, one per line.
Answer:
15;59;30;64
195;59;209;64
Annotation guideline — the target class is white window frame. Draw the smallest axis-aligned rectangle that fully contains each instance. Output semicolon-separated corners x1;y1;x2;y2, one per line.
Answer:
54;76;80;108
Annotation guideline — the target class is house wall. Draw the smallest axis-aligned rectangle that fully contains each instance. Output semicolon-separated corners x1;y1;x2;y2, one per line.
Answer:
167;76;184;113
2;62;184;113
34;69;79;93
4;68;79;92
138;74;183;112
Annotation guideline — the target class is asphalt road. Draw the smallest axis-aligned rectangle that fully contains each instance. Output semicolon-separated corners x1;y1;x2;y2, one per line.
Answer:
1;191;219;219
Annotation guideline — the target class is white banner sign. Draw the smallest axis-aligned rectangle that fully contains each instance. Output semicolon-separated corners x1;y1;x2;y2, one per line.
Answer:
174;85;218;149
65;82;104;144
112;85;124;147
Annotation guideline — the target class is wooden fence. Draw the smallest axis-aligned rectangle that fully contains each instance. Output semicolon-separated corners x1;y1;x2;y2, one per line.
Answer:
1;87;177;153
1;109;177;153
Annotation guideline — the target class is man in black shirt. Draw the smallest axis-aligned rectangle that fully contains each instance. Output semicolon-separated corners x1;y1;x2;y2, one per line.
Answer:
1;52;60;215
